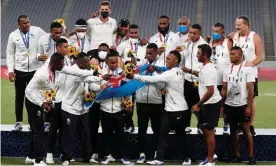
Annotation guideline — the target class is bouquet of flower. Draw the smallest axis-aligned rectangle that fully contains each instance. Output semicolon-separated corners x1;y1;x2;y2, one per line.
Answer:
127;49;136;58
84;91;97;102
44;89;57;103
122;97;133;111
124;61;136;76
90;64;99;76
67;45;80;58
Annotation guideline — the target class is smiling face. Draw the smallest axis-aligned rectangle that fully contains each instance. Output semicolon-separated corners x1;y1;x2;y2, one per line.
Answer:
235;18;249;35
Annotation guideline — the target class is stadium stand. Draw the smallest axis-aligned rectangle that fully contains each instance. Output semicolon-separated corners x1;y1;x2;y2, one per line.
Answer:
1;0;66;58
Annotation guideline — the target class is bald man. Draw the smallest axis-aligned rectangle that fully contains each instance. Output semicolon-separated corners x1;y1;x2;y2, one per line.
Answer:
176;16;191;47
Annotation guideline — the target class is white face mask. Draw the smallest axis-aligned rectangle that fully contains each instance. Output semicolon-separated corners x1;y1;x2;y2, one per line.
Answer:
98;51;107;60
130;38;139;44
76;32;86;39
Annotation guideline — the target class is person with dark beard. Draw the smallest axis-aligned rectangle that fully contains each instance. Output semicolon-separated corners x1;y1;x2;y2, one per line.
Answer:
149;15;182;66
87;1;117;50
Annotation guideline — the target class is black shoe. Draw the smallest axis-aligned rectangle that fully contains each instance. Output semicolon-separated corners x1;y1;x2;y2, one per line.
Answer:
231;156;243;163
250;125;256;136
248;157;256;165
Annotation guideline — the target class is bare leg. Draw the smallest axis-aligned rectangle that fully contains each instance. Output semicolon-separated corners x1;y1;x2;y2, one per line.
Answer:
203;128;215;163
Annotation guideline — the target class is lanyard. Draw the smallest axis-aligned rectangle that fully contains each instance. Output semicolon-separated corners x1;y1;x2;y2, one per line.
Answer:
77;36;85;52
130;41;139;52
99;61;106;69
46;35;55;53
230;63;243;77
20;31;29;49
212;38;224;48
238;32;250;43
159;33;169;44
48;67;55;83
114;34;121;46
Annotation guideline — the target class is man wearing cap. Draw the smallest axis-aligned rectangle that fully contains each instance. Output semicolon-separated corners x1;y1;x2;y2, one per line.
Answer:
87;1;117;49
111;18;130;49
69;19;91;53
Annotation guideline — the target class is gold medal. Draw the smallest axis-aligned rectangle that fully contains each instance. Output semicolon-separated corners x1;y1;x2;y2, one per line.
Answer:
161;43;167;49
181;45;186;51
26;50;30;56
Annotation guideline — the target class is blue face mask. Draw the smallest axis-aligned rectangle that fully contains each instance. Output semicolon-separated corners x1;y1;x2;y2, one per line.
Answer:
212;32;222;41
178;25;188;33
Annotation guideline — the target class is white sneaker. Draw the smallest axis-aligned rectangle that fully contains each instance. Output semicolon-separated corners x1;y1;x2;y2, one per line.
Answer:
182;158;191;165
146;160;163;165
199;154;218;165
46;153;54;164
207;162;215;166
62;161;69;166
12;122;22;131
25;156;35;164
33;161;47;166
136;154;145;164
121;158;131;165
101;155;115;164
185;127;192;133
90;153;99;163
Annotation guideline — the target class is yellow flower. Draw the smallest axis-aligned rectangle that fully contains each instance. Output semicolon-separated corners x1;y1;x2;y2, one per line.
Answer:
44;89;56;102
127;50;136;57
84;92;92;102
67;45;78;58
124;62;136;75
90;64;99;71
54;18;65;26
84;91;97;102
122;98;133;111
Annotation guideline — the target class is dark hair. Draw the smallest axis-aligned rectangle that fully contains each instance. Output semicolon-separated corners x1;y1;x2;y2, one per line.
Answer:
231;46;243;55
237;15;250;26
146;43;158;51
106;49;119;59
129;24;139;29
50;52;64;64
214;22;225;29
99;1;111;9
18;15;28;24
55;38;68;47
50;22;63;30
191;24;202;32
99;43;109;48
75;19;87;26
159;15;169;20
76;52;90;60
198;44;212;58
169;50;181;64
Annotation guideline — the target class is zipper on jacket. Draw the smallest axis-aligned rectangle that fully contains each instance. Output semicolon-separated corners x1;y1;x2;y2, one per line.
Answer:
111;97;113;113
71;97;78;106
28;55;29;72
146;85;149;104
